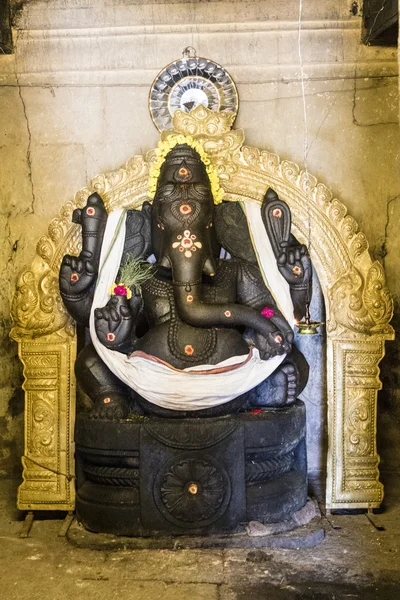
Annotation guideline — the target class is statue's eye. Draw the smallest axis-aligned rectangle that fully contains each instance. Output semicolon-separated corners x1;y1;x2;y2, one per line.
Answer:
158;184;176;197
191;184;212;201
193;184;210;196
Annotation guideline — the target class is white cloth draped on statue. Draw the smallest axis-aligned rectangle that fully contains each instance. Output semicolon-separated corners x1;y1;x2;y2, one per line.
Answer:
89;201;294;410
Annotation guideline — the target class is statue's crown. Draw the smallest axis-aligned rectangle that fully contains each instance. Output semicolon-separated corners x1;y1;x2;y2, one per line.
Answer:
157;144;210;187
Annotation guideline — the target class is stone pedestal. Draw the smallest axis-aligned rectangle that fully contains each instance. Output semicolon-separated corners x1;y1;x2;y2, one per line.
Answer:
75;401;307;536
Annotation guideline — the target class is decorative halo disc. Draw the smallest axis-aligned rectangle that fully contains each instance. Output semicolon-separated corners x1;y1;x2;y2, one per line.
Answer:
149;57;238;132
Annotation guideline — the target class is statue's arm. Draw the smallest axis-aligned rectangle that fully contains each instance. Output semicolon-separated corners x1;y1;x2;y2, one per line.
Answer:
284;236;312;322
261;188;312;321
236;261;294;356
59;193;107;327
94;203;153;352
60;198;152;329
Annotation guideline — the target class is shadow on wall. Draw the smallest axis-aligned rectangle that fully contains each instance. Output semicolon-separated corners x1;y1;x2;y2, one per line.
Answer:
296;266;327;484
378;306;400;474
0;387;24;478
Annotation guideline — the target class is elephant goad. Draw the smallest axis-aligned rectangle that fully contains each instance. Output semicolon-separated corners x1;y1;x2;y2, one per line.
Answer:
60;144;311;420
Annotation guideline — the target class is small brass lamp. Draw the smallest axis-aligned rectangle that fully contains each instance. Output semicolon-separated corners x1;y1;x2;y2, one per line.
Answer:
296;302;324;335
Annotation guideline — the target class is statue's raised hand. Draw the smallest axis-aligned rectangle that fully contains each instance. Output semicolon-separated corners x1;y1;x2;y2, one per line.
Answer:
60;252;98;297
94;294;140;353
261;187;311;288
277;242;312;287
60;193;107;298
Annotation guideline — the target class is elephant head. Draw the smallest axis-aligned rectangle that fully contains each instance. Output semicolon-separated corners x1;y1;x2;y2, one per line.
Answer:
151;144;218;280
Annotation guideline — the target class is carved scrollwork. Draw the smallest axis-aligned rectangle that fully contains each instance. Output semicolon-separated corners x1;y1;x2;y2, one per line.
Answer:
260;150;280;175
170;105;235;137
162;107;244;171
346;389;372;457
328;262;393;335
10;201;81;341
31;391;56;457
364;263;394;331
92;155;150;213
11;268;71;339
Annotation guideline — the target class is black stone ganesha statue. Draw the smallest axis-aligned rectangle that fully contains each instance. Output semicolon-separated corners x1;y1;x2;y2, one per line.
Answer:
59;143;312;420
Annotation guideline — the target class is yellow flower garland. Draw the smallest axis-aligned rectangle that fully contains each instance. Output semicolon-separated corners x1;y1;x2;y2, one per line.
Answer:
148;135;224;205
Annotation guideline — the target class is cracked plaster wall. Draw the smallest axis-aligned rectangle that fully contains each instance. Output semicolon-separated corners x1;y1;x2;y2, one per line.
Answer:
0;0;399;479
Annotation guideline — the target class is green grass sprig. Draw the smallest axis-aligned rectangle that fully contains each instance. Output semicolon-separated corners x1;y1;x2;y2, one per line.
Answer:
118;256;155;293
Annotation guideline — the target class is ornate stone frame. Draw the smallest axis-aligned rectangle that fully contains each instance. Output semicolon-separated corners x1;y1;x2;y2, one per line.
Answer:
11;107;394;511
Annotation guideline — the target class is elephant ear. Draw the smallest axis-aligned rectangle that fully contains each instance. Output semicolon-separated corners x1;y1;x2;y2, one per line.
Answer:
214;201;257;264
123;201;153;259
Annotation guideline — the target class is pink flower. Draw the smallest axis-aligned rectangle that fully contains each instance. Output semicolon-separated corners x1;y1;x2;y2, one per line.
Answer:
261;307;275;319
114;285;128;296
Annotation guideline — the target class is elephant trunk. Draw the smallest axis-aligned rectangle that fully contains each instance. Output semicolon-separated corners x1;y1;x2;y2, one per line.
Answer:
171;262;280;341
156;225;285;342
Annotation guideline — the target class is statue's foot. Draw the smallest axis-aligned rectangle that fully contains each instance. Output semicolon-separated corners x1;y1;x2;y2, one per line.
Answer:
275;363;298;405
247;362;299;408
89;392;129;420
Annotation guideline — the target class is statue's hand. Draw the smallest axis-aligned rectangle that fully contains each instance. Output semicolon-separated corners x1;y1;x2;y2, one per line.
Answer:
60;193;108;298
94;294;138;352
277;242;312;287
72;193;108;260
60;251;98;297
254;312;294;360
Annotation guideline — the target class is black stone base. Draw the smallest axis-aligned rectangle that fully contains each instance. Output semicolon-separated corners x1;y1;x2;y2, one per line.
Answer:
75;401;307;537
67;504;324;550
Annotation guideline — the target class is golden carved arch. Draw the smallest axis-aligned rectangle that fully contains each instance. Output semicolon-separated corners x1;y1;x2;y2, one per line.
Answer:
11;106;394;511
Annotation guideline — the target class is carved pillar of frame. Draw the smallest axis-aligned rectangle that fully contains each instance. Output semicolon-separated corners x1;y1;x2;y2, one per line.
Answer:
11;106;394;511
17;333;76;510
327;337;388;508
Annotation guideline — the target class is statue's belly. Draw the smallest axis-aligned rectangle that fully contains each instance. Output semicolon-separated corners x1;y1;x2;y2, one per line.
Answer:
132;321;249;370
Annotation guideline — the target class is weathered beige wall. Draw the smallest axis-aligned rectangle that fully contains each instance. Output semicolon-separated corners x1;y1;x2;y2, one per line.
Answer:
0;0;398;476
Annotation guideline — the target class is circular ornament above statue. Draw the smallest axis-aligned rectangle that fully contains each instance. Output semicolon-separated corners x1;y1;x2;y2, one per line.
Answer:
149;54;238;132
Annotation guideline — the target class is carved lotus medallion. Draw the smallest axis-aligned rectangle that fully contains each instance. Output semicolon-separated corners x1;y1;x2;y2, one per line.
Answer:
155;455;231;527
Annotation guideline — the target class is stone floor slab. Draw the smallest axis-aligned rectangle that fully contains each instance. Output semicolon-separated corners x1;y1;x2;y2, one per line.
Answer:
0;478;399;599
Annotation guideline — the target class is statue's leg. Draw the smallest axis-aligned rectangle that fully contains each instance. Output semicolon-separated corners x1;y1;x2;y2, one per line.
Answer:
247;345;309;408
75;343;132;419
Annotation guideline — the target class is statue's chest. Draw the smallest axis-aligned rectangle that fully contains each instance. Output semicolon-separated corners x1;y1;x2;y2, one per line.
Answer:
203;261;237;303
142;267;236;323
141;278;172;325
